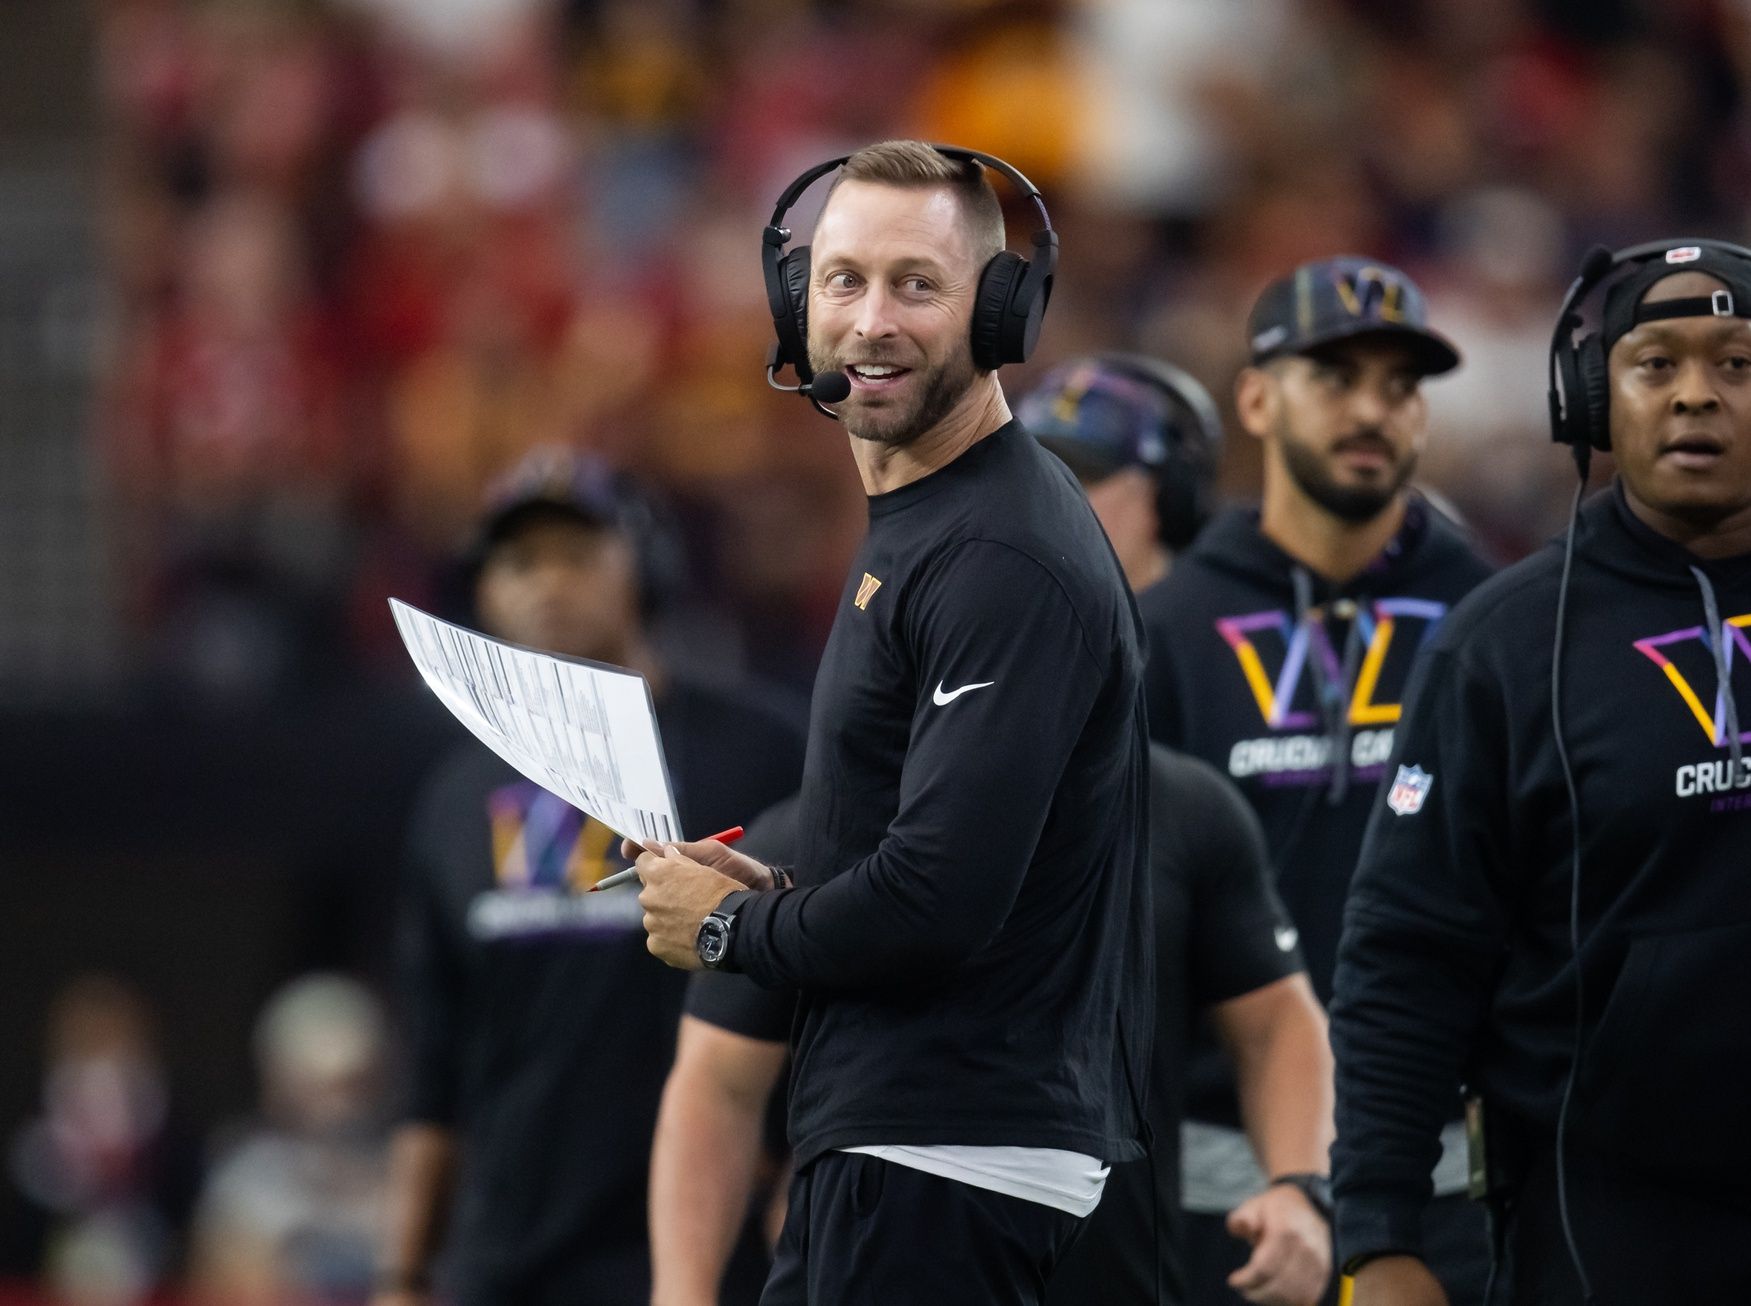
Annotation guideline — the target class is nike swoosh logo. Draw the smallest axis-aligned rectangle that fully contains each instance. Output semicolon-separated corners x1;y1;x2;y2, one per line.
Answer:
933;680;995;706
1274;926;1299;953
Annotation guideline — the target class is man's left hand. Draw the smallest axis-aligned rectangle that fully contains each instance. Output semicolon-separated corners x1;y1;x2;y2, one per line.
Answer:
1224;1183;1332;1306
633;844;750;970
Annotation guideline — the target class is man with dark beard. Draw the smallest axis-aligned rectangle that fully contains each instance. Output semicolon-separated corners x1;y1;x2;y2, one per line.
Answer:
1135;258;1496;1305
626;141;1152;1305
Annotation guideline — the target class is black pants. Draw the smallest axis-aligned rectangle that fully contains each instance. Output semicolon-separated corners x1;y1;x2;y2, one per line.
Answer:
1498;1152;1751;1305
1182;1193;1490;1306
761;1152;1084;1306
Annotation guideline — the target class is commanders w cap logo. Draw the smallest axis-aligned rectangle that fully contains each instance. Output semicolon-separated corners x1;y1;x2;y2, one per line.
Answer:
1332;265;1407;322
854;573;883;611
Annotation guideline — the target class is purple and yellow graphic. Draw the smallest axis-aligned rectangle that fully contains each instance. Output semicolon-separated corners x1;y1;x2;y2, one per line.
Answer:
1216;597;1450;729
488;780;620;893
1633;612;1751;747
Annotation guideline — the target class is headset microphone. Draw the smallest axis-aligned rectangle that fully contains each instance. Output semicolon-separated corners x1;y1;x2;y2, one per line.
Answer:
1575;244;1616;287
803;370;850;403
765;345;851;416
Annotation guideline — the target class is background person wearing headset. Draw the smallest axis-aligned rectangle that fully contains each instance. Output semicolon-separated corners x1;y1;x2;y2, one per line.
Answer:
626;140;1153;1306
1330;240;1751;1304
648;356;1338;1306
1025;358;1335;1306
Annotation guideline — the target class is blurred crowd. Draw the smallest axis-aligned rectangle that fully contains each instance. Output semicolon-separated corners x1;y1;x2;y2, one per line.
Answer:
13;0;1751;1300
6;973;390;1306
93;0;1751;704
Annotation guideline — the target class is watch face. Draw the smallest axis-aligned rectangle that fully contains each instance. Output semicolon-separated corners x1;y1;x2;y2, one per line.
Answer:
698;916;729;966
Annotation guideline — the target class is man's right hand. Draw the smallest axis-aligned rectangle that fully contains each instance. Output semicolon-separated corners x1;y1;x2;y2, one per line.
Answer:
1348;1255;1450;1306
621;837;778;892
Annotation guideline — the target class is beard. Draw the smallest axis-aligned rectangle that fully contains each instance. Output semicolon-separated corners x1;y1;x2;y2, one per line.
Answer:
1276;416;1419;524
808;339;978;447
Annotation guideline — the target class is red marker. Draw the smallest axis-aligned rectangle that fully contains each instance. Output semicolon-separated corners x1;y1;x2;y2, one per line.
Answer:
588;825;745;892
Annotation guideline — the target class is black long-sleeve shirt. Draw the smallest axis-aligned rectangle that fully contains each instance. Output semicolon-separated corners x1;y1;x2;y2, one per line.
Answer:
1331;484;1751;1266
727;421;1154;1169
690;747;1301;1304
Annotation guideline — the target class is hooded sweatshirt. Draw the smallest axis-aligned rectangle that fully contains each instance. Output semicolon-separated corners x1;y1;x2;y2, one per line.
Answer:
1136;498;1492;1122
1330;483;1751;1263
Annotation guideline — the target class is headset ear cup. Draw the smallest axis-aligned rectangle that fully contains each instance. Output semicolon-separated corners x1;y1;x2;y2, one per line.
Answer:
1554;338;1588;448
1154;468;1205;553
1577;336;1612;451
972;251;1026;371
774;247;813;379
1012;268;1048;365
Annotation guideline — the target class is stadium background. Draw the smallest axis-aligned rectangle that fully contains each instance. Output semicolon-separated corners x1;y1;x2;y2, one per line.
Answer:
0;0;1744;1299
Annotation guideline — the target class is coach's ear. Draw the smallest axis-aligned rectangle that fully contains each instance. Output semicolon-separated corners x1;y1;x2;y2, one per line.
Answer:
1234;364;1276;443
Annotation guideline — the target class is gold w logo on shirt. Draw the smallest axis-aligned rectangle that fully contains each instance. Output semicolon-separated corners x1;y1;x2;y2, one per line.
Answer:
854;573;883;611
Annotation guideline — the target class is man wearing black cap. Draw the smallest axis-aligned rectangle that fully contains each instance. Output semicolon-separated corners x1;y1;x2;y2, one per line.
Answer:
374;447;803;1306
646;356;1338;1306
1135;258;1495;1304
1332;244;1751;1304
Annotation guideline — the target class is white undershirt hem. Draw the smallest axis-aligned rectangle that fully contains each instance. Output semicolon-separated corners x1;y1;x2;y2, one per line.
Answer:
839;1144;1110;1217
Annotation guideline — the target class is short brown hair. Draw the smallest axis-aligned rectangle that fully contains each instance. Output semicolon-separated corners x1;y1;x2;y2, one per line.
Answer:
826;139;1006;267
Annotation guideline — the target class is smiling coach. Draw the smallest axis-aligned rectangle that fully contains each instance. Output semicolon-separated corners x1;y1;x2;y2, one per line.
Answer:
626;140;1153;1305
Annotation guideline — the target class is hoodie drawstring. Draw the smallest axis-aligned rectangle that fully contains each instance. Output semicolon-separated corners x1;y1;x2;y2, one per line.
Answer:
1688;564;1745;778
1292;566;1366;805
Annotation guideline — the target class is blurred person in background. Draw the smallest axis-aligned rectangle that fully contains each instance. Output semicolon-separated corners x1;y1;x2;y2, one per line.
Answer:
647;355;1335;1306
6;976;199;1306
376;447;803;1306
1421;188;1578;560
188;974;390;1306
1026;357;1334;1304
1136;259;1495;1306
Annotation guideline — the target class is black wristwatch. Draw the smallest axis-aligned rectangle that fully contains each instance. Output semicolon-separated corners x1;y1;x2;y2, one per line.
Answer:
1270;1171;1333;1224
696;890;755;970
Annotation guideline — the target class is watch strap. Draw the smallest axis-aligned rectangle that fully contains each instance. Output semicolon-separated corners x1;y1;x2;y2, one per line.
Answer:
1270;1171;1333;1224
698;889;757;970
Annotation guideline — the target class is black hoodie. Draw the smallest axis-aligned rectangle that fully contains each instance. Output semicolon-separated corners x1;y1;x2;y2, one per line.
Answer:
1136;499;1492;1117
1330;483;1751;1264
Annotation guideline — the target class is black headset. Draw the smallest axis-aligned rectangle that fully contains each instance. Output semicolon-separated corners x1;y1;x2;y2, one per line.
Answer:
1548;237;1751;459
761;144;1059;399
1084;352;1225;550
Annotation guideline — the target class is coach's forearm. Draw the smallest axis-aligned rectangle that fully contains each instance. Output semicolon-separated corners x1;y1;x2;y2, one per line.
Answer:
1217;973;1334;1178
730;839;1027;988
650;1019;788;1306
376;1122;457;1295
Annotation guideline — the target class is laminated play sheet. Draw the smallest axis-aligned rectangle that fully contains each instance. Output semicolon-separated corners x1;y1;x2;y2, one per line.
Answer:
389;599;681;843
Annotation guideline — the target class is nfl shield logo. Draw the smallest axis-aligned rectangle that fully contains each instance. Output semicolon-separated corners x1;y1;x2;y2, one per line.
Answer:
1387;764;1433;816
1665;246;1703;264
